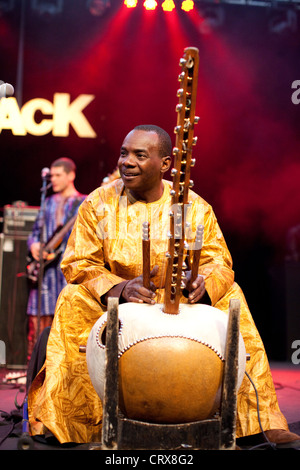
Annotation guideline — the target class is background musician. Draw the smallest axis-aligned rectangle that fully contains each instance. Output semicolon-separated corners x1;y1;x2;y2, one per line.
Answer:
26;157;85;362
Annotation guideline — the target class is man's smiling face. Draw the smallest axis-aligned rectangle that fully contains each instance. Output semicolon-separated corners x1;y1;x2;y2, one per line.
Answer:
118;129;170;203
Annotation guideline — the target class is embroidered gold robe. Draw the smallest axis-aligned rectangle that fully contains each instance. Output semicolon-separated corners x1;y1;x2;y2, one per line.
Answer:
28;179;288;443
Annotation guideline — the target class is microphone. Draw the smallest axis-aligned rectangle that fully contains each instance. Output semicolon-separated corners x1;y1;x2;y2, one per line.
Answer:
40;168;52;193
41;167;50;179
0;81;15;98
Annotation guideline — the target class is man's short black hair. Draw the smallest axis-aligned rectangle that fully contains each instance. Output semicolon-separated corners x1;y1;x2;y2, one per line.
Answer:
133;124;172;158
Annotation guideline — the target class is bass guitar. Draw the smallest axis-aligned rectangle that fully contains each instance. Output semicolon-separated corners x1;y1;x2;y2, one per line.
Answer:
26;213;77;283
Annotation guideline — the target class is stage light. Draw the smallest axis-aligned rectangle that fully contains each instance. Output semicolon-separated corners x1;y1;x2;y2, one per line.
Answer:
124;0;138;7
143;0;157;10
268;9;297;34
181;0;194;12
162;0;175;12
31;0;64;16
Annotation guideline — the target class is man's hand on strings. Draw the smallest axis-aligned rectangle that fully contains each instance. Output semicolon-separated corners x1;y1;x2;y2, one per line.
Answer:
30;242;48;261
184;272;206;304
121;265;159;304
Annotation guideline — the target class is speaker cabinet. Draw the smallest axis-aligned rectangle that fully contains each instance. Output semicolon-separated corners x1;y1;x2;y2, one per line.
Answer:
0;203;39;367
0;234;30;367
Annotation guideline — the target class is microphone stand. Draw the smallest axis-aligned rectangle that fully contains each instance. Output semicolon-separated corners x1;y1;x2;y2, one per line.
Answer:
36;170;51;340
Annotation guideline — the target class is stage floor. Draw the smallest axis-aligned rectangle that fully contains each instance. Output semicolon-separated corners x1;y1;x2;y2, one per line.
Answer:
0;362;300;451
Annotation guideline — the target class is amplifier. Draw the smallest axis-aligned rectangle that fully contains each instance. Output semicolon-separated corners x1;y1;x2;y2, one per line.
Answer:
3;202;39;236
0;233;29;366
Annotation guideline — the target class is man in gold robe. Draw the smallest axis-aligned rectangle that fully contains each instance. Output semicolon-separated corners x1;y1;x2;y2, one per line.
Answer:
28;125;300;448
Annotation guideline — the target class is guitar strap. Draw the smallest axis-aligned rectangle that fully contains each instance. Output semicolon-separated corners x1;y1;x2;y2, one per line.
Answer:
63;195;83;229
49;195;84;251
